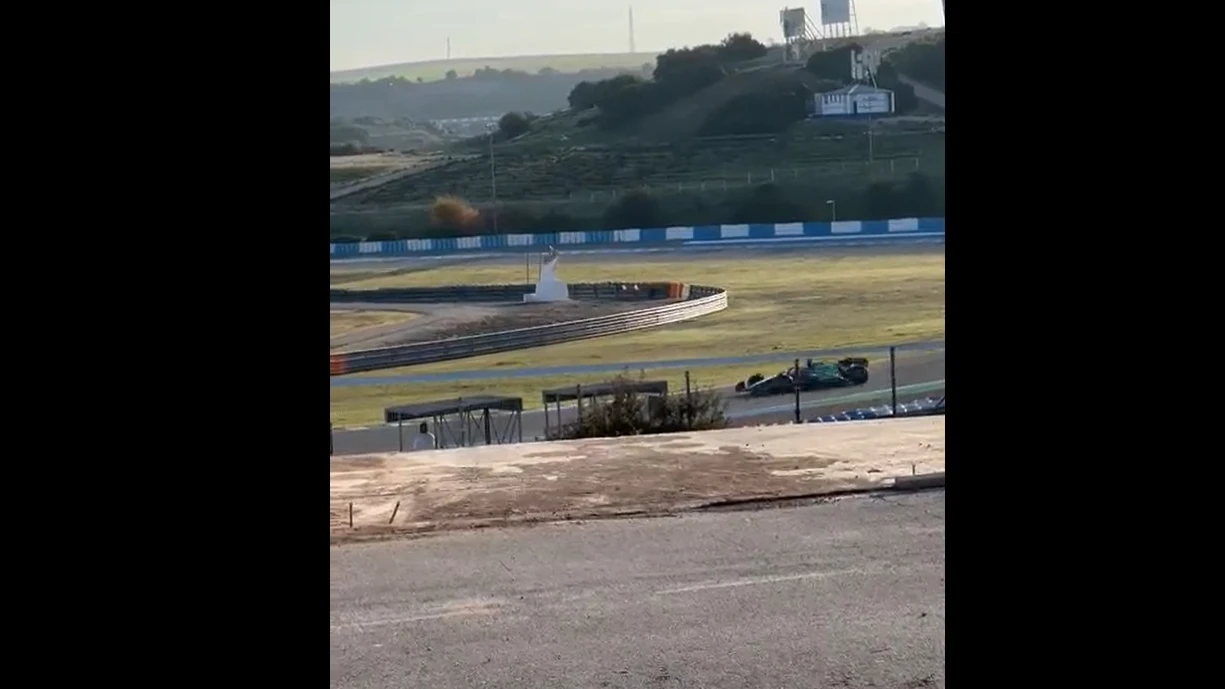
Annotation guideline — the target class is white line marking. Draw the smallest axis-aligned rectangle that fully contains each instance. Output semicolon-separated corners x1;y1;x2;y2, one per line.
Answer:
331;600;504;631
656;568;861;595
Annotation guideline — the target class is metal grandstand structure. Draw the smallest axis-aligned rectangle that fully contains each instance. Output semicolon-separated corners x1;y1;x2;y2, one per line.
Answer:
779;2;861;62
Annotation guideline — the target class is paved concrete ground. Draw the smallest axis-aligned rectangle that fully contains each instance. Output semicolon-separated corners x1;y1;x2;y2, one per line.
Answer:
331;489;945;689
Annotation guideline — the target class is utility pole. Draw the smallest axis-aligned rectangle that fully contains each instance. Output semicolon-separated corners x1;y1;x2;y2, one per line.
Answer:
628;6;636;54
488;128;498;232
868;115;874;162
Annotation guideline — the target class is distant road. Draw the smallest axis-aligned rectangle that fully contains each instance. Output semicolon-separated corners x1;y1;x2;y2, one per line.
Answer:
330;489;946;689
898;74;945;110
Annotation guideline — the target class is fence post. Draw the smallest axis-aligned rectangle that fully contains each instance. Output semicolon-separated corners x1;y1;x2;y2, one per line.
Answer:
349;503;353;528
793;358;802;424
684;370;693;430
576;384;583;423
890;346;898;416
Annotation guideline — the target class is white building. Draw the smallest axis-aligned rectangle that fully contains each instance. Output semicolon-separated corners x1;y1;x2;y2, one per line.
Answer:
814;84;895;117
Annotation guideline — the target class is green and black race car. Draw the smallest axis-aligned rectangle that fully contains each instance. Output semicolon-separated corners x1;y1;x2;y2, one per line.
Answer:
734;357;870;397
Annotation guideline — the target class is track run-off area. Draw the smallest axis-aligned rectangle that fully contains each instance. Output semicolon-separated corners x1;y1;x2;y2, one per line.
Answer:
329;241;945;449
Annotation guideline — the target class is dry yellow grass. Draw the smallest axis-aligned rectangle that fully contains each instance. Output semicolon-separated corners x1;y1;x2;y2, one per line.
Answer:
330;251;944;425
330;310;418;340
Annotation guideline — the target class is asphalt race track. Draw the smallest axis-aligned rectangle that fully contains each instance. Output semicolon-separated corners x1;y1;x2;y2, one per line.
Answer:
330;243;945;454
330;489;946;689
331;348;944;453
329;239;944;272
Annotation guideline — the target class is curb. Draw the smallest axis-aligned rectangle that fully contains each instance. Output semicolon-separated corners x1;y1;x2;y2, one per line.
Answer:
692;472;946;511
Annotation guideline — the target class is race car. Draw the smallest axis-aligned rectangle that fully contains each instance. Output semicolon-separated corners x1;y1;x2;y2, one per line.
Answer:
733;357;870;397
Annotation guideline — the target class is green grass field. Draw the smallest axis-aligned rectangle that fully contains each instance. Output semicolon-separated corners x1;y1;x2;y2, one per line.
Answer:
330;52;657;84
329;251;945;425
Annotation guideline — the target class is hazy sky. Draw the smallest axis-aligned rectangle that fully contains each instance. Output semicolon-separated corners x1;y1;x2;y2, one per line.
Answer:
330;0;944;72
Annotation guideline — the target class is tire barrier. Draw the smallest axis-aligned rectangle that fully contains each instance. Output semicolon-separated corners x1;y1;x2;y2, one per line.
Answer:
329;282;726;375
810;396;945;423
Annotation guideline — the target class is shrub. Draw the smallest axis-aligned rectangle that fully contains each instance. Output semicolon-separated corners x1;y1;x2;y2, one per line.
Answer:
603;190;662;229
498;111;531;139
429;195;481;233
805;44;861;83
727;184;807;224
697;85;809;137
555;374;729;440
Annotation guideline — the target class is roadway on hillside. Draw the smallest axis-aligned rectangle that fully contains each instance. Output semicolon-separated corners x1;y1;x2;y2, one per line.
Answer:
330;348;944;453
897;74;945;110
330;489;946;689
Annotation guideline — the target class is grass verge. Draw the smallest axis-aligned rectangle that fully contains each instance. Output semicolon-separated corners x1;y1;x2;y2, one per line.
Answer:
329;251;944;425
330;310;418;341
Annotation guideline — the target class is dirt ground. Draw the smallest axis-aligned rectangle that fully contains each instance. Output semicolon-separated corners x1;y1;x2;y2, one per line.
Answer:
330;299;676;351
330;416;945;543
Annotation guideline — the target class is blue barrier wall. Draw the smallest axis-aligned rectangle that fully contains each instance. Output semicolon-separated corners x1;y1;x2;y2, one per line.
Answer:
330;217;946;258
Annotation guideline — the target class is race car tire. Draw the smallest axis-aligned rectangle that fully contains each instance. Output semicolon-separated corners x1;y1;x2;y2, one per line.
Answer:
734;381;746;393
747;373;764;386
844;365;869;385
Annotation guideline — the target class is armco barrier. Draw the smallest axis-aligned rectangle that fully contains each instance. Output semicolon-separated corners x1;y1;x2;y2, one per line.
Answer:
330;282;680;305
330;283;727;374
329;217;946;258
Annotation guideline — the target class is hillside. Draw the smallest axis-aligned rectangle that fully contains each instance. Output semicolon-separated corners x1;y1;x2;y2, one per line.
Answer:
328;31;946;240
330;66;642;123
627;64;805;141
331;53;659;84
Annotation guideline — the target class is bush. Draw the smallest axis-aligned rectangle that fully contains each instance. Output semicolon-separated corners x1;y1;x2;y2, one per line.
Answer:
805;44;861;83
885;37;944;91
873;62;919;114
554;374;729;440
566;33;769;126
697;86;809;137
428;195;481;233
727;184;807;224
603;190;662;229
498;111;531;139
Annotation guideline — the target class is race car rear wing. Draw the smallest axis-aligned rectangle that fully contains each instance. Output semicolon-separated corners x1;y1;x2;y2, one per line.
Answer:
837;357;869;367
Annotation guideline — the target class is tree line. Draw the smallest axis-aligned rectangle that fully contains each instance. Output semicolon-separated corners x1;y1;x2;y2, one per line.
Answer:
565;33;770;129
330;66;643;122
883;37;944;91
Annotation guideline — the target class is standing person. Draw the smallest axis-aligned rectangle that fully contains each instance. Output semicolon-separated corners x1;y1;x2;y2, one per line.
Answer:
410;422;436;451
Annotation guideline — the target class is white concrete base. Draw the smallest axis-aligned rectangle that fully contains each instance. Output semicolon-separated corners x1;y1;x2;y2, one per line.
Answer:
523;252;570;302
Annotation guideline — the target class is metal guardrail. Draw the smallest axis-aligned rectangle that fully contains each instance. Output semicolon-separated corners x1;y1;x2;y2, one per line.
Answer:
330;282;679;304
329;283;727;375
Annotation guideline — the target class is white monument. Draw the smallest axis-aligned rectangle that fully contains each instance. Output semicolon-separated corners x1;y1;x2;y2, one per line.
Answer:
524;245;570;303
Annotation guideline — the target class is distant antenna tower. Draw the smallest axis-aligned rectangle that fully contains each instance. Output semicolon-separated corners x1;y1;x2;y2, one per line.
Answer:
446;37;451;60
628;6;636;53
